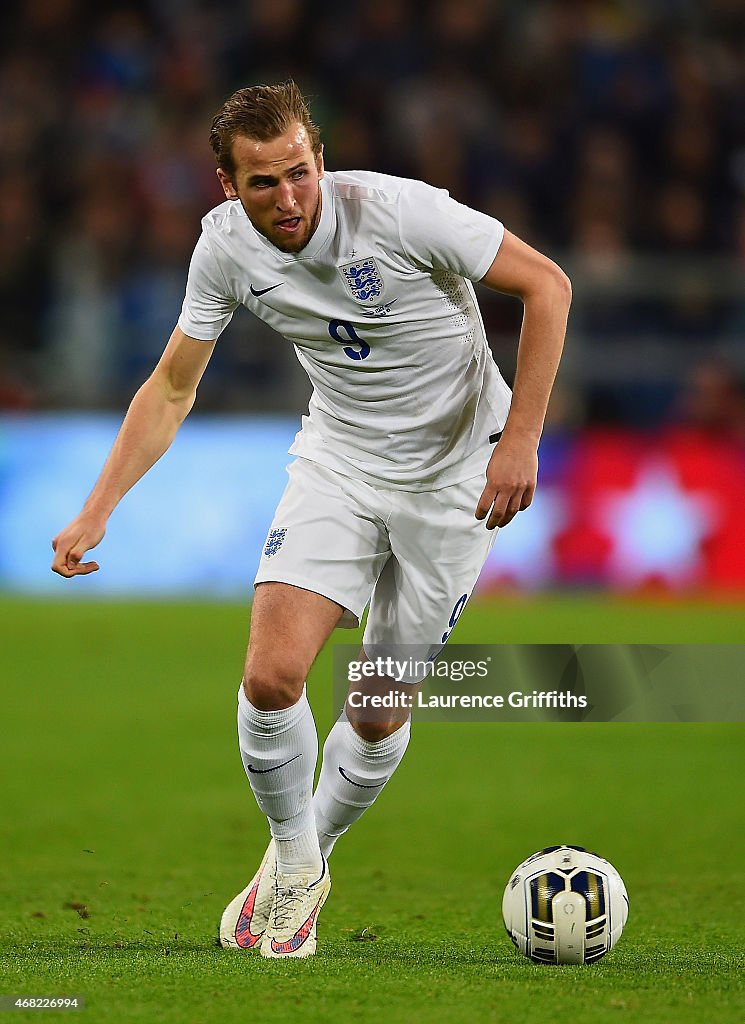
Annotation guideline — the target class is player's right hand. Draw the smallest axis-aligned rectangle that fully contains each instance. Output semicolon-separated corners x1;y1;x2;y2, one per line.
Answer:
51;513;107;578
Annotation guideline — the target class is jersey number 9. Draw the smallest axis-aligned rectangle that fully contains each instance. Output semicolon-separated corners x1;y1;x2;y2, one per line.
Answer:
328;320;371;361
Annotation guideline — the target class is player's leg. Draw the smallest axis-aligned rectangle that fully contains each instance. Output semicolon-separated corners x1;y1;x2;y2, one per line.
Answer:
240;459;388;872
313;639;416;859
313;473;499;860
224;457;391;956
239;581;344;877
221;581;342;952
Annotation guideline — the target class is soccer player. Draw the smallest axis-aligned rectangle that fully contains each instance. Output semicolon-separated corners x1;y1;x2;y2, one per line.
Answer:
51;81;571;958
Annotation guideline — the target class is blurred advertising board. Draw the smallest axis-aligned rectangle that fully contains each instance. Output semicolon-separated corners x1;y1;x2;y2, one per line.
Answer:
0;416;743;595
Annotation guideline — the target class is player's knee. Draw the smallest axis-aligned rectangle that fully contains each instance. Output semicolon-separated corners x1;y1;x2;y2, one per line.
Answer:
242;662;305;710
348;713;409;743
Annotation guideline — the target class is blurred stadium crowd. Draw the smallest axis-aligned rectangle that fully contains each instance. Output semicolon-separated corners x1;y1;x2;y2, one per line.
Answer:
1;0;744;429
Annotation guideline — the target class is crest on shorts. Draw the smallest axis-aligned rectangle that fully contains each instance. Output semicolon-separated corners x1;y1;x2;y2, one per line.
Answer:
339;257;384;304
264;528;287;557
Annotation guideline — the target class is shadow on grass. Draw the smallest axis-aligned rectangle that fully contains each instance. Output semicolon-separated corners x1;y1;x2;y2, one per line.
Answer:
1;938;217;957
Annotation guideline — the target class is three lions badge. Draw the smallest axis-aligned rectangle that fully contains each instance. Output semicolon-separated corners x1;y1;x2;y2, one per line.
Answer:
264;528;287;558
339;257;384;304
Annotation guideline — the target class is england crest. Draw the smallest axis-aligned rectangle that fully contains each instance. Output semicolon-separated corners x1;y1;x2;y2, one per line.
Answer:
339;257;384;304
264;528;287;557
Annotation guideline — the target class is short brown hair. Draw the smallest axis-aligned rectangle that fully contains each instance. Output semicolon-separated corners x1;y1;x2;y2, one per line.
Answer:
210;80;322;175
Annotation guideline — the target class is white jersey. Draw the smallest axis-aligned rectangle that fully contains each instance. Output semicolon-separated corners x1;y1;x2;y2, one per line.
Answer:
178;170;512;490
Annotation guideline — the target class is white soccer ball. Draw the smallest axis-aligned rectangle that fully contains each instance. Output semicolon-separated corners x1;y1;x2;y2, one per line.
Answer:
502;845;629;964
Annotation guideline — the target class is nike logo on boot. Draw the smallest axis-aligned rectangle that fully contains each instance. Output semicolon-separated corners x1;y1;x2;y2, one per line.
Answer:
235;876;265;947
269;899;323;955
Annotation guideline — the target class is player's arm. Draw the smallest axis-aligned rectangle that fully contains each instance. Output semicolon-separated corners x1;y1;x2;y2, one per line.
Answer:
475;229;571;529
51;326;216;578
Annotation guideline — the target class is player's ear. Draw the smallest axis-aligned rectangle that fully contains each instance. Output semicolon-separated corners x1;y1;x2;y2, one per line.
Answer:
316;145;324;179
216;168;239;200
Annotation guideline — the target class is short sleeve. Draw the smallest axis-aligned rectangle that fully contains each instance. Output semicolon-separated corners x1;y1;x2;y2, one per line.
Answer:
177;232;238;341
398;180;505;282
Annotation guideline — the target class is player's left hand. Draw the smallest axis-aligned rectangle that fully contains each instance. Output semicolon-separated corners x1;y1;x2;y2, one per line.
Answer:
475;437;538;530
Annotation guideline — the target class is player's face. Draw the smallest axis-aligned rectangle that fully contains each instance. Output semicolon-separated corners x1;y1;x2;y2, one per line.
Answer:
217;124;324;253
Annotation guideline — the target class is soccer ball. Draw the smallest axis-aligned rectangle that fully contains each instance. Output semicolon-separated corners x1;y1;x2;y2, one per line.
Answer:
502;845;629;964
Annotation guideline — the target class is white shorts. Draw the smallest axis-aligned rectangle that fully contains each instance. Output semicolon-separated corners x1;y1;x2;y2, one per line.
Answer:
254;458;498;681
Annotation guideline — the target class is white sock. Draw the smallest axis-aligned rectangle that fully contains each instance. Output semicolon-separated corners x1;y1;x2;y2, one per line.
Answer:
237;684;322;876
312;715;411;858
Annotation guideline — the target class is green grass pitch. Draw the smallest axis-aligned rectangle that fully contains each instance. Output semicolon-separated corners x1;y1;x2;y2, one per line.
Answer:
1;595;743;1024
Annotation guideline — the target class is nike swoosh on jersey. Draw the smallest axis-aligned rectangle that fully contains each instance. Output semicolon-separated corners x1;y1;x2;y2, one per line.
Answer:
247;753;302;774
235;873;266;947
338;765;384;788
250;283;284;297
269;898;323;954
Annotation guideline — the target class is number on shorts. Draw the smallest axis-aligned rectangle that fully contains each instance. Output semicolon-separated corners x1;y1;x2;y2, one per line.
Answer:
441;592;468;644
